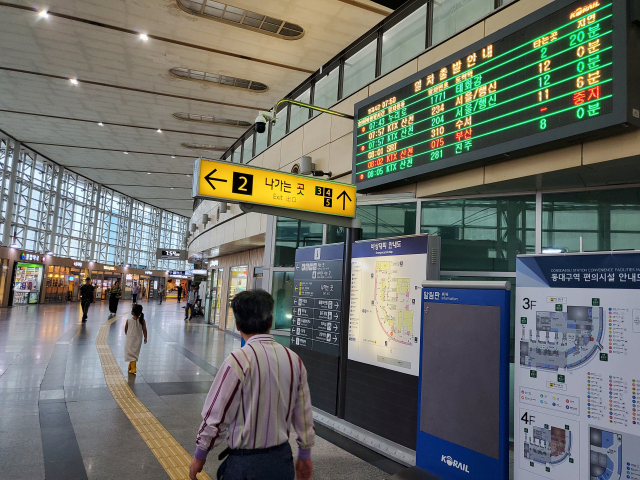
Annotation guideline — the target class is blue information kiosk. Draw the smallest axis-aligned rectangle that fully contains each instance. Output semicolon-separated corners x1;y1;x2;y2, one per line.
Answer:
415;281;511;480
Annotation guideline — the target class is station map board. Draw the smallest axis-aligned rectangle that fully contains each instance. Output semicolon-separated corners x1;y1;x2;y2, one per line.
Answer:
290;244;343;357
515;253;640;480
353;0;640;192
348;235;439;376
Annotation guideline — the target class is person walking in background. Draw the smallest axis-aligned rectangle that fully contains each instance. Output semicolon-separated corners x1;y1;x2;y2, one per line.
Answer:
79;277;95;322
189;290;315;480
158;284;165;305
177;284;183;302
124;304;147;375
184;285;196;322
109;279;122;317
132;282;139;304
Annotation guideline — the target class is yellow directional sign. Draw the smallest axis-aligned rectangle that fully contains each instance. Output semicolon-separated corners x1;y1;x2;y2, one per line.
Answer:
193;158;356;218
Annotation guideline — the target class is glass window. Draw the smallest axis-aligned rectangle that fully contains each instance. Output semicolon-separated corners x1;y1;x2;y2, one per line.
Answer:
421;197;536;271
381;4;427;75
272;271;294;331
232;148;241;164
255;126;268;156
542;188;640;253
289;89;311;132
342;39;377;98
225;265;248;332
270;107;288;145
242;136;253;163
313;69;339;113
359;202;417;240
432;0;493;46
274;218;323;267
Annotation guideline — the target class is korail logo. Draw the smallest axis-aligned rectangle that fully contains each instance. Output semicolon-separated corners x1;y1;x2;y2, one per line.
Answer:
441;455;470;473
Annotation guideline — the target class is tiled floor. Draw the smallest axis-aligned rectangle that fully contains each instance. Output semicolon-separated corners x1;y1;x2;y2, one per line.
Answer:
0;299;393;480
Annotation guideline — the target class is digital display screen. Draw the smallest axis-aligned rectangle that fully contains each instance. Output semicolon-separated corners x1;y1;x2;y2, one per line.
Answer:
354;0;617;190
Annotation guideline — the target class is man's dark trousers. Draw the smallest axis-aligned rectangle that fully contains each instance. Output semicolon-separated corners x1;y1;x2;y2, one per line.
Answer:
81;300;91;321
217;443;294;480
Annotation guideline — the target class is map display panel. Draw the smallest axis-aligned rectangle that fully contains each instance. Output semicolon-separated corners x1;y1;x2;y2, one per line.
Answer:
348;236;429;376
515;253;640;480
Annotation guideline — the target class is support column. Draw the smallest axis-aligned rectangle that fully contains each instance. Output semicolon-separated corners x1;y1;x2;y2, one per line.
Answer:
123;200;134;265
88;184;102;261
336;224;362;419
154;210;163;269
49;165;64;253
2;140;21;246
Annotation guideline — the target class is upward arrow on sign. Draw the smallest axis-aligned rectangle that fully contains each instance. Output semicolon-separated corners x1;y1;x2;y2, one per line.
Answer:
337;190;352;210
204;169;227;190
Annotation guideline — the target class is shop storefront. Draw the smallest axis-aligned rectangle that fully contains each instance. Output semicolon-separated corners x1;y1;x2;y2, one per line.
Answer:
44;265;70;303
11;253;46;305
225;265;248;333
167;270;190;299
205;263;224;326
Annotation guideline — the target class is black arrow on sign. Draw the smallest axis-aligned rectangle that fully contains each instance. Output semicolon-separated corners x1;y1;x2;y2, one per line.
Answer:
337;190;352;210
204;169;227;190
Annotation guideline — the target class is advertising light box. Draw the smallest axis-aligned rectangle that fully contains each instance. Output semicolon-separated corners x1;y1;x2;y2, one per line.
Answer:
353;0;640;192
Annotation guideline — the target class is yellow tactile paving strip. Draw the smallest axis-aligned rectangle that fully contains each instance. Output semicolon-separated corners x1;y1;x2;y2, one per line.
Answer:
96;316;212;480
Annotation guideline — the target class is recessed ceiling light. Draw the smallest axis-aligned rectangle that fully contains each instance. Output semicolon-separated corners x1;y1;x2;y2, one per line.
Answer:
98;122;104;126
69;78;78;85
171;155;176;159
171;187;174;190
139;33;149;41
38;10;48;18
157;129;162;133
123;151;129;154
147;172;151;175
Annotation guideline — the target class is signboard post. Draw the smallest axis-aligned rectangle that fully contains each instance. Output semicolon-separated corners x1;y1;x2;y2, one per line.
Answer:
192;158;356;225
353;0;640;192
514;252;640;480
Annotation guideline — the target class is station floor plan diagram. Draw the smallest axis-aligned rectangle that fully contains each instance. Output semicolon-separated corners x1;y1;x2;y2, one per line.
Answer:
519;306;604;371
374;260;414;346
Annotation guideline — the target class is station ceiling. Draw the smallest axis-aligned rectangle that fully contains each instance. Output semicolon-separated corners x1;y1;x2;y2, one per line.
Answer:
0;0;390;216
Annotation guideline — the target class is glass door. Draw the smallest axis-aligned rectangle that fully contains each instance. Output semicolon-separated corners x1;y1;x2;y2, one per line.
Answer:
225;265;248;333
208;268;224;326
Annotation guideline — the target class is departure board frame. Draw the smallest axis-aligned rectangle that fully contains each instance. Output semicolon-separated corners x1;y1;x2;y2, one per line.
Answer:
352;0;640;192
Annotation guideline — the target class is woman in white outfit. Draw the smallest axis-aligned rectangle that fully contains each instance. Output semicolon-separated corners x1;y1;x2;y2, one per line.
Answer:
124;304;147;374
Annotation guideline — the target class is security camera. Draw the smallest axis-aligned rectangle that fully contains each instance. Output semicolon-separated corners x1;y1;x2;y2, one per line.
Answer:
254;110;274;133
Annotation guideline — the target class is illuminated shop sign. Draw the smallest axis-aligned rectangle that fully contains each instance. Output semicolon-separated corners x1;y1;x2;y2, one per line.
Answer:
103;266;116;271
73;262;83;267
20;252;44;262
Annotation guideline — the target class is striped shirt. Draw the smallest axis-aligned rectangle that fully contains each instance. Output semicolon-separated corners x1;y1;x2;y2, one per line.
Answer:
194;334;315;460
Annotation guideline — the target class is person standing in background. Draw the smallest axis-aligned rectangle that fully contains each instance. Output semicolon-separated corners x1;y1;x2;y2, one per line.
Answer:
109;279;122;317
184;285;196;322
132;282;139;304
177;284;183;303
158;284;165;305
79;277;95;322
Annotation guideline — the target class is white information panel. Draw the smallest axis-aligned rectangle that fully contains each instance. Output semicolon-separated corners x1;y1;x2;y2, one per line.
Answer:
348;235;430;376
515;253;640;480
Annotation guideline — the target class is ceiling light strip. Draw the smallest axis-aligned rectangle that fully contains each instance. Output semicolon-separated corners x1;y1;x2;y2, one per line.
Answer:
0;2;314;73
0;67;265;111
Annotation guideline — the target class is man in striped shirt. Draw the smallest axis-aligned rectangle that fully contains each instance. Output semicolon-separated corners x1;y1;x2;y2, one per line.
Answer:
189;289;315;480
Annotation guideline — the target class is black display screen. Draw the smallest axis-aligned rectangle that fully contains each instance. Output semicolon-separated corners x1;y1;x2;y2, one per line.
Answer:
352;0;630;191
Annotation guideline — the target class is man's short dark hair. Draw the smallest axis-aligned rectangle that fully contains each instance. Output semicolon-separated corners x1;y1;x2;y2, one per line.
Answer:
231;290;274;335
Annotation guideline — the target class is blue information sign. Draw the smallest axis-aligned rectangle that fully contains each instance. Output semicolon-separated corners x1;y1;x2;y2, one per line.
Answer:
417;285;510;480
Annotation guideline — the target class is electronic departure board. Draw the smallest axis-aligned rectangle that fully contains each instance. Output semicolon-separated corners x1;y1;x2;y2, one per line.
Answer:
353;0;640;192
